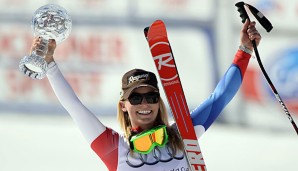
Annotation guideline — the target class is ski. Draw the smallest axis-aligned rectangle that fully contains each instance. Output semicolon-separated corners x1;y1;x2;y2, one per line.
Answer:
144;20;206;171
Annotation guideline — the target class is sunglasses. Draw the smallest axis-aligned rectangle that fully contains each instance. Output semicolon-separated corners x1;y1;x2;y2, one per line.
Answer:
130;125;168;154
128;92;160;105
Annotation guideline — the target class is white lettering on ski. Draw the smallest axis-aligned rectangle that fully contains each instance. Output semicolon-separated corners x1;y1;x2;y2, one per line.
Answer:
183;139;206;171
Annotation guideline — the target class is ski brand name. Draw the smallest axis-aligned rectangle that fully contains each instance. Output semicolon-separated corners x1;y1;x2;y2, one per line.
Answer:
163;80;180;86
183;139;206;171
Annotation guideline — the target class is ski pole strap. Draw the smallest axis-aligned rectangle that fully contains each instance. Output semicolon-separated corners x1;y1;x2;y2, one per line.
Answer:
239;45;253;55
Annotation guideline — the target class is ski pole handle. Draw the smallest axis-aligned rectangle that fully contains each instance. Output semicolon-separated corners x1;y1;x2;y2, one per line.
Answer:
235;1;250;23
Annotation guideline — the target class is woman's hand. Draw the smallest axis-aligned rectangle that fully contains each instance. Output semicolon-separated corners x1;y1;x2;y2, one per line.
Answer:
240;19;261;51
30;37;56;64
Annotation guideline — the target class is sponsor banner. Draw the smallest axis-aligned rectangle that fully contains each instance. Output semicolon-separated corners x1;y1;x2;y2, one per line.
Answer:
0;23;214;114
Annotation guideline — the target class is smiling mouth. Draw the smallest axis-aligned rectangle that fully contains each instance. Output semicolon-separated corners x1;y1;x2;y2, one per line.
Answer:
137;110;152;115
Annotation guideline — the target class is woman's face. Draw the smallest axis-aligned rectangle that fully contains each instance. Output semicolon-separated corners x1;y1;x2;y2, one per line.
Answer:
121;86;160;130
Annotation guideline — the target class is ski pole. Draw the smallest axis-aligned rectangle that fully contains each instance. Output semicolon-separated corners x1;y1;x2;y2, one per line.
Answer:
235;1;298;135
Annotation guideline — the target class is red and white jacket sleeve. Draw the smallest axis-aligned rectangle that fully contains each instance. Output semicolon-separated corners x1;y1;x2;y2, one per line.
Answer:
47;63;109;143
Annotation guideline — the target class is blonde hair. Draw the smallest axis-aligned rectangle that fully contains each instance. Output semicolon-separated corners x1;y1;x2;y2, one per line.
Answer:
117;97;184;153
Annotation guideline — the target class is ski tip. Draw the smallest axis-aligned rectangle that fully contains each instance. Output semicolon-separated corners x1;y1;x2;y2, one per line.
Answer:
147;19;167;42
153;19;164;24
150;20;165;28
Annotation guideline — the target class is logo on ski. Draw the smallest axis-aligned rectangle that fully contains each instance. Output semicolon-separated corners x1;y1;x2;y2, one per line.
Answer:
150;41;179;86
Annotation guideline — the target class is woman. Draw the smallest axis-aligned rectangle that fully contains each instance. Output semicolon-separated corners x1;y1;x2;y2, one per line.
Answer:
27;19;261;171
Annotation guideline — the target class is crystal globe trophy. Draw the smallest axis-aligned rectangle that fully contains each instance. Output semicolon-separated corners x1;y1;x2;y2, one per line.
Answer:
19;4;72;79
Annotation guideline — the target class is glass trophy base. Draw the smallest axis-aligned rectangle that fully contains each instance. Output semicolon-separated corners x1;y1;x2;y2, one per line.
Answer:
19;54;48;79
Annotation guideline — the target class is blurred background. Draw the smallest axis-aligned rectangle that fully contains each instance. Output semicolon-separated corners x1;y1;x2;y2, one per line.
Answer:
0;0;297;170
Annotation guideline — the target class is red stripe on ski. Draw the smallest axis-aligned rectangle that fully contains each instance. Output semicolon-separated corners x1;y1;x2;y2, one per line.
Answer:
147;20;196;140
146;20;206;171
